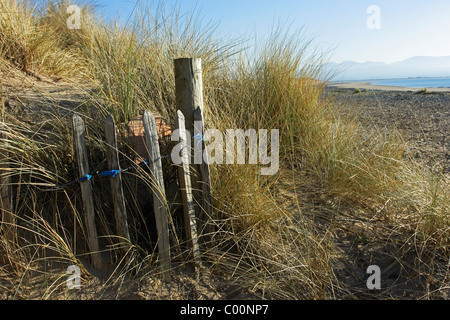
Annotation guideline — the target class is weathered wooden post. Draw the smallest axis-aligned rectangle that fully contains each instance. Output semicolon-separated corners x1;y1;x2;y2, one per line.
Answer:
174;58;208;239
72;114;102;269
175;110;201;271
193;107;215;242
0;126;15;243
174;58;205;136
143;110;171;282
105;115;131;251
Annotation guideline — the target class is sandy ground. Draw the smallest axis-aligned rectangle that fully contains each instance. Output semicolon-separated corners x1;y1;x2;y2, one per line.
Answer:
326;87;450;176
306;85;449;299
328;81;450;93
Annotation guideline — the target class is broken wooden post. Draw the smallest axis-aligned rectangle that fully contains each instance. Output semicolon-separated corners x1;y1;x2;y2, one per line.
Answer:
193;107;215;243
174;58;205;135
72;114;102;269
0;126;15;243
105;115;131;251
143;110;171;282
175;110;201;270
174;58;205;236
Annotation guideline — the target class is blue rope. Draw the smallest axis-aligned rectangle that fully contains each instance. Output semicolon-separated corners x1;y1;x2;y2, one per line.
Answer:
0;157;154;200
1;145;189;200
140;157;148;166
80;174;93;182
99;170;120;178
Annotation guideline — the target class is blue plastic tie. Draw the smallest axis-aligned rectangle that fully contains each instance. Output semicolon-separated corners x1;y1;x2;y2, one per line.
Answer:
80;174;93;182
100;170;120;178
193;133;203;141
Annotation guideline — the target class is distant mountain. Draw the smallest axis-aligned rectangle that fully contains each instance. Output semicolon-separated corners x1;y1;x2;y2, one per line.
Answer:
327;56;450;81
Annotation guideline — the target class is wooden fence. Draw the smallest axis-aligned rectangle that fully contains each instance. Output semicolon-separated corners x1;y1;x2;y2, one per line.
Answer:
0;58;215;283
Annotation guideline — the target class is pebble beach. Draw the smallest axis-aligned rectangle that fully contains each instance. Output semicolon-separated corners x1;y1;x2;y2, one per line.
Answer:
326;83;450;175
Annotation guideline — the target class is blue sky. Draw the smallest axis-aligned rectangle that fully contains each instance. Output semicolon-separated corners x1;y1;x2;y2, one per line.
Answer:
92;0;450;64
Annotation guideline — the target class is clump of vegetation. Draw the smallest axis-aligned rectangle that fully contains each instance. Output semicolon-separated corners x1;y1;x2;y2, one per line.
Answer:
415;88;429;94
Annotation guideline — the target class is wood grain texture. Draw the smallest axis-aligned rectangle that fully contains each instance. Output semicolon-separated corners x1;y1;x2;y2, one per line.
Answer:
143;110;171;282
73;114;102;269
176;110;201;270
193;107;215;243
105;114;131;248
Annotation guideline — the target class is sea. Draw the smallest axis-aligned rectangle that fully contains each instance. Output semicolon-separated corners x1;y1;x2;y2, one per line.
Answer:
370;77;450;88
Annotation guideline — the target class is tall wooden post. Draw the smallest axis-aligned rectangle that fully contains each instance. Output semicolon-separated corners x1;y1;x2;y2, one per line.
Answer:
105;115;131;250
72;115;102;269
143;110;171;282
174;58;205;134
174;58;207;238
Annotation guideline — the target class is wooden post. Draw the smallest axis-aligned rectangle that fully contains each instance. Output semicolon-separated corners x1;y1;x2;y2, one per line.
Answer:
175;110;201;270
174;58;205;134
105;115;131;250
143;110;171;282
72;115;102;269
174;58;205;235
0;127;15;243
193;107;215;242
